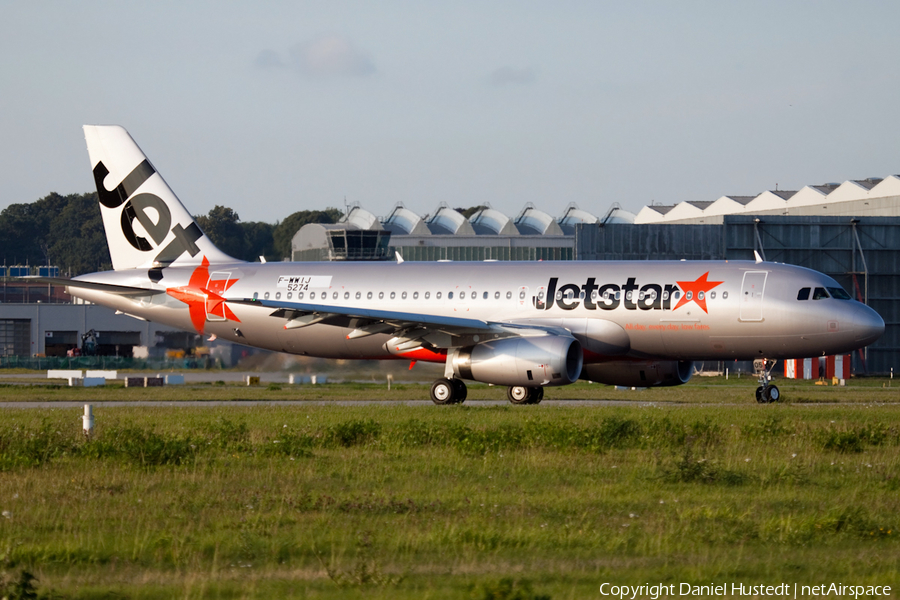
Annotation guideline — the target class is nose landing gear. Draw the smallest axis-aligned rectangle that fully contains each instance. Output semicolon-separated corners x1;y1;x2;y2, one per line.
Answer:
754;359;780;403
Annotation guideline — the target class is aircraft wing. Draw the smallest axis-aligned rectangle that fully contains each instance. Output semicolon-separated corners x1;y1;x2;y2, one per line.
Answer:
228;297;569;348
20;277;165;297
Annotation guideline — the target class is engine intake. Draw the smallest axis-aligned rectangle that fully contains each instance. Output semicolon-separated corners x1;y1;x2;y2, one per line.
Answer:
452;335;582;387
581;360;693;387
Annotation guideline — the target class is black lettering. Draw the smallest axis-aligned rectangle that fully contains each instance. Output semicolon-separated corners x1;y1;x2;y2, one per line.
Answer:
597;284;620;310
639;283;662;310
622;277;638;310
94;159;156;209
153;222;203;266
120;193;172;252
544;278;558;311
556;283;581;310
581;278;598;310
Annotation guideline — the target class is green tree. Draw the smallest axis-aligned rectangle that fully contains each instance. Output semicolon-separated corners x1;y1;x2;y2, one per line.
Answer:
195;205;248;260
241;221;276;262
0;192;111;275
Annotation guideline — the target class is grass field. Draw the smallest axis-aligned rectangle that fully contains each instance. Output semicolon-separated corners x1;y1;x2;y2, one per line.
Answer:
0;378;899;599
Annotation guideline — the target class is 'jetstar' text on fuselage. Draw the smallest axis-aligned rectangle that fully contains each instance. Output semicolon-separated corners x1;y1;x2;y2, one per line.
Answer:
535;277;685;311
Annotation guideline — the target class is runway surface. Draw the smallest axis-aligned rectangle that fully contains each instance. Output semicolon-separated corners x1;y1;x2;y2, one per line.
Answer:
0;400;673;408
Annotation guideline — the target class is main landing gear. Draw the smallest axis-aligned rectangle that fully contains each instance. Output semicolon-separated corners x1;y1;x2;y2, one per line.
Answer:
428;379;545;405
430;378;467;405
754;358;780;404
506;386;544;405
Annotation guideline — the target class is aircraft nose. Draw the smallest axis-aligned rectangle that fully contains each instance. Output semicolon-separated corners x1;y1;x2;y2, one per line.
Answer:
850;303;884;346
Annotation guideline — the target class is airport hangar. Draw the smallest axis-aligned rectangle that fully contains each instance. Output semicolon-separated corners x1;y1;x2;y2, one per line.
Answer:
1;174;897;374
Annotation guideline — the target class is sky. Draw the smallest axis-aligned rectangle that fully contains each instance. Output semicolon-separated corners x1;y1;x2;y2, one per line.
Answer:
2;1;900;224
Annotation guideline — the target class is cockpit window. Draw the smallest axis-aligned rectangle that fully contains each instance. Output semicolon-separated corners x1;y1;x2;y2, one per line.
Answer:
827;287;852;300
812;287;830;300
797;287;810;301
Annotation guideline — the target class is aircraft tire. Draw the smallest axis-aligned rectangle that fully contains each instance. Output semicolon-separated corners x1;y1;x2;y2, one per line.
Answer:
507;385;531;405
755;386;765;403
527;387;544;405
431;379;456;405
451;379;468;403
764;385;780;403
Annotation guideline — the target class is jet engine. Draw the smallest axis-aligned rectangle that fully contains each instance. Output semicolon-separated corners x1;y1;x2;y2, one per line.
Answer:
581;360;693;387
451;335;583;387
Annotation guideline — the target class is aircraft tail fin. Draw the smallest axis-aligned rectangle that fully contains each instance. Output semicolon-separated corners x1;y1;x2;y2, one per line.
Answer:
84;125;238;274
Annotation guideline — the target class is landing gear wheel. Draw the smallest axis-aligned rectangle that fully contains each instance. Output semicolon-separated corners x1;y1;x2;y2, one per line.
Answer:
507;386;542;405
451;379;468;403
754;359;783;404
430;379;455;405
507;386;530;405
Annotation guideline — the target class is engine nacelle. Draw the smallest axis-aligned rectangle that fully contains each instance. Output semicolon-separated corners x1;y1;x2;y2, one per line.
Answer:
451;335;583;387
581;360;693;387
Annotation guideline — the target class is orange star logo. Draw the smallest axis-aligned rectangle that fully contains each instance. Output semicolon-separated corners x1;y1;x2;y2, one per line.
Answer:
673;271;723;314
165;257;241;333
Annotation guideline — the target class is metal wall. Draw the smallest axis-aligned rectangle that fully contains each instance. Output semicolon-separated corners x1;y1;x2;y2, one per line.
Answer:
575;216;900;374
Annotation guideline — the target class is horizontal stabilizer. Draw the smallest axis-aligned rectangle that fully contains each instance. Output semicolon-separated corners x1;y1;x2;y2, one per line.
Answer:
22;277;164;297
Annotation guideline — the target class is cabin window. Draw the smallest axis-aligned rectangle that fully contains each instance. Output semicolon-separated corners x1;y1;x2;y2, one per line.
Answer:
813;287;830;300
722;291;728;299
672;291;680;300
424;291;430;299
367;291;373;300
662;291;669;300
309;292;315;300
685;291;692;300
448;292;454;299
697;291;704;301
495;291;500;299
519;290;526;300
797;287;810;301
379;292;384;300
252;292;258;300
275;292;281;300
436;291;442;299
413;291;418;299
298;292;304;299
709;291;715;300
506;291;512;300
287;292;292;300
264;292;270;300
483;291;488;300
344;292;350;300
390;291;396;300
356;291;361;300
402;292;407;300
333;292;339;300
827;287;851;300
